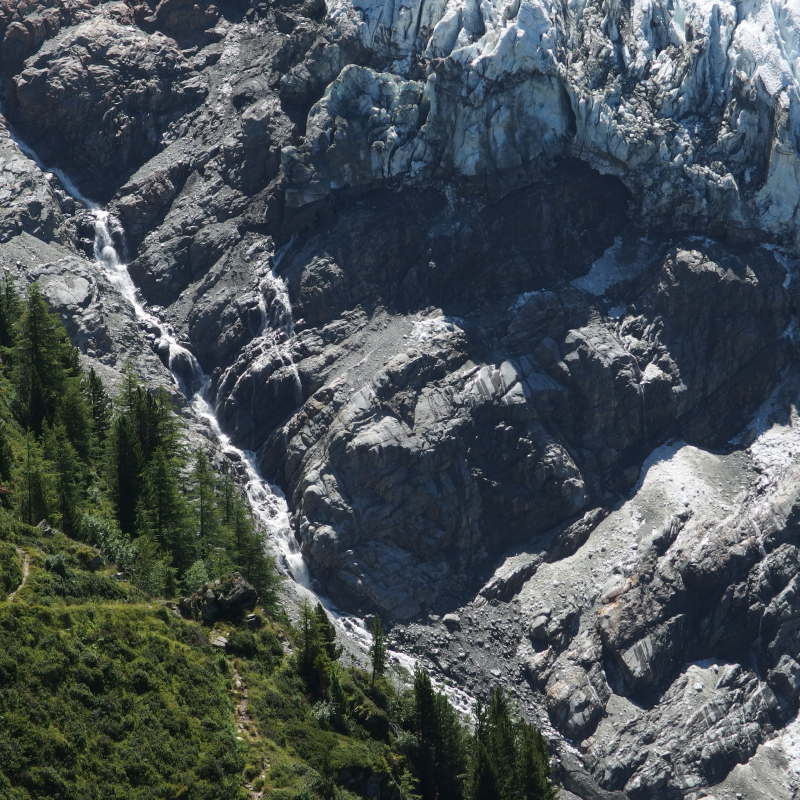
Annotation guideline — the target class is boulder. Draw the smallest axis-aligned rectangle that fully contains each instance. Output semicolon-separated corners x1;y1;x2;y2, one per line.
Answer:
179;573;259;622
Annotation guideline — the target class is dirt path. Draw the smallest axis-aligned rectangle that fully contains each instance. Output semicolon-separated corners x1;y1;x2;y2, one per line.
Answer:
232;665;269;799
7;547;29;602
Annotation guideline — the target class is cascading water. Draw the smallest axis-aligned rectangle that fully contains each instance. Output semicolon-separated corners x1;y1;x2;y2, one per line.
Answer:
216;256;303;411
89;210;471;693
90;208;312;587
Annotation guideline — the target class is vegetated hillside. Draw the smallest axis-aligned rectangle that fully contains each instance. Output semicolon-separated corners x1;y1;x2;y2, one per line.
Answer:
0;273;276;602
0;282;557;800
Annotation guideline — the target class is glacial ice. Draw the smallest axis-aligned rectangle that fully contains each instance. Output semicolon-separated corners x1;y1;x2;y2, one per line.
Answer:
293;0;800;249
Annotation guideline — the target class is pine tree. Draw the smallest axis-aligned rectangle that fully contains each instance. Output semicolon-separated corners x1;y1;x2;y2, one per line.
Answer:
219;474;237;525
12;284;68;435
0;272;20;351
45;424;83;537
515;720;557;800
328;666;347;726
296;597;331;697
470;687;557;800
84;367;112;443
0;416;14;487
229;493;280;612
369;616;387;685
432;692;468;800
142;446;195;571
13;431;55;526
414;666;437;748
191;448;219;552
471;706;497;800
56;376;94;464
412;666;467;800
315;603;342;661
297;598;320;679
108;413;143;535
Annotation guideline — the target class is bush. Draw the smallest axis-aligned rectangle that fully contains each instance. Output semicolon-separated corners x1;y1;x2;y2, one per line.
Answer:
0;542;22;595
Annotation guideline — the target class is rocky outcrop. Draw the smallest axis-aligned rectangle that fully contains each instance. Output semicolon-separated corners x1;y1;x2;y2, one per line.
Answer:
11;16;207;199
179;573;259;622
251;238;791;619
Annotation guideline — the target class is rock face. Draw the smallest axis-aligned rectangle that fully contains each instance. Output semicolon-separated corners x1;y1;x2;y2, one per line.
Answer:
252;239;790;618
11;16;208;199
5;0;800;797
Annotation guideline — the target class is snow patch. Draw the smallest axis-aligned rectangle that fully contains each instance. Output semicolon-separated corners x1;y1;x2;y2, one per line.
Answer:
410;315;464;342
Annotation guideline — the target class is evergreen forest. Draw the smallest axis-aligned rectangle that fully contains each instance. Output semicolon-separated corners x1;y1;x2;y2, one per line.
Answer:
0;279;558;800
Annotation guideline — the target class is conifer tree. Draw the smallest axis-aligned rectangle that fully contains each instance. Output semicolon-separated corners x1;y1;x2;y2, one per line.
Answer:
515;719;557;800
411;666;468;800
191;448;219;551
0;416;14;487
45;424;83;537
369;616;387;685
84;367;112;444
56;377;94;464
328;666;347;725
219;474;237;525
108;413;143;535
297;598;331;697
14;431;54;526
470;687;556;800
227;492;280;611
143;446;194;570
0;272;20;351
414;666;437;748
315;603;342;662
12;284;68;435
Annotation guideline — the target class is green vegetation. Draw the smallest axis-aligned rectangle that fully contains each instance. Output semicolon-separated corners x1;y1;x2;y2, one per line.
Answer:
0;541;22;595
0;281;559;800
0;603;243;800
0;276;277;600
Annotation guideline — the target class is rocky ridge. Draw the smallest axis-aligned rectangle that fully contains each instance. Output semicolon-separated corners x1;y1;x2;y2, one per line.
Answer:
3;0;800;798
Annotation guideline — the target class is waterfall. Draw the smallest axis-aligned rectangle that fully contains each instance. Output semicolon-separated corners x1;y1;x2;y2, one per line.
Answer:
216;258;303;411
88;208;312;587
88;210;439;689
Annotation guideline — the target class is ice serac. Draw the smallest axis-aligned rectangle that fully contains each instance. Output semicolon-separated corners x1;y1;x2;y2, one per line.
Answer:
273;0;800;245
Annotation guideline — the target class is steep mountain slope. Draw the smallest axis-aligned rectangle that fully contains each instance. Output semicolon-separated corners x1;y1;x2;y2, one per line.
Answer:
4;0;800;797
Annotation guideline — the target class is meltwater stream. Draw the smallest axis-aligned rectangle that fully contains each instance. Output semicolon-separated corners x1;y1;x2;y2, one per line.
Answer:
92;207;476;712
91;209;313;587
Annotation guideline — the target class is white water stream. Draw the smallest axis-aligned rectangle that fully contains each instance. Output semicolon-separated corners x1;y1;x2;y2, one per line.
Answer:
90;208;315;588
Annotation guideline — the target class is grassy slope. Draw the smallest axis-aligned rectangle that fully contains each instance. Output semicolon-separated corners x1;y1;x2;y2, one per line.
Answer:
0;517;402;800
